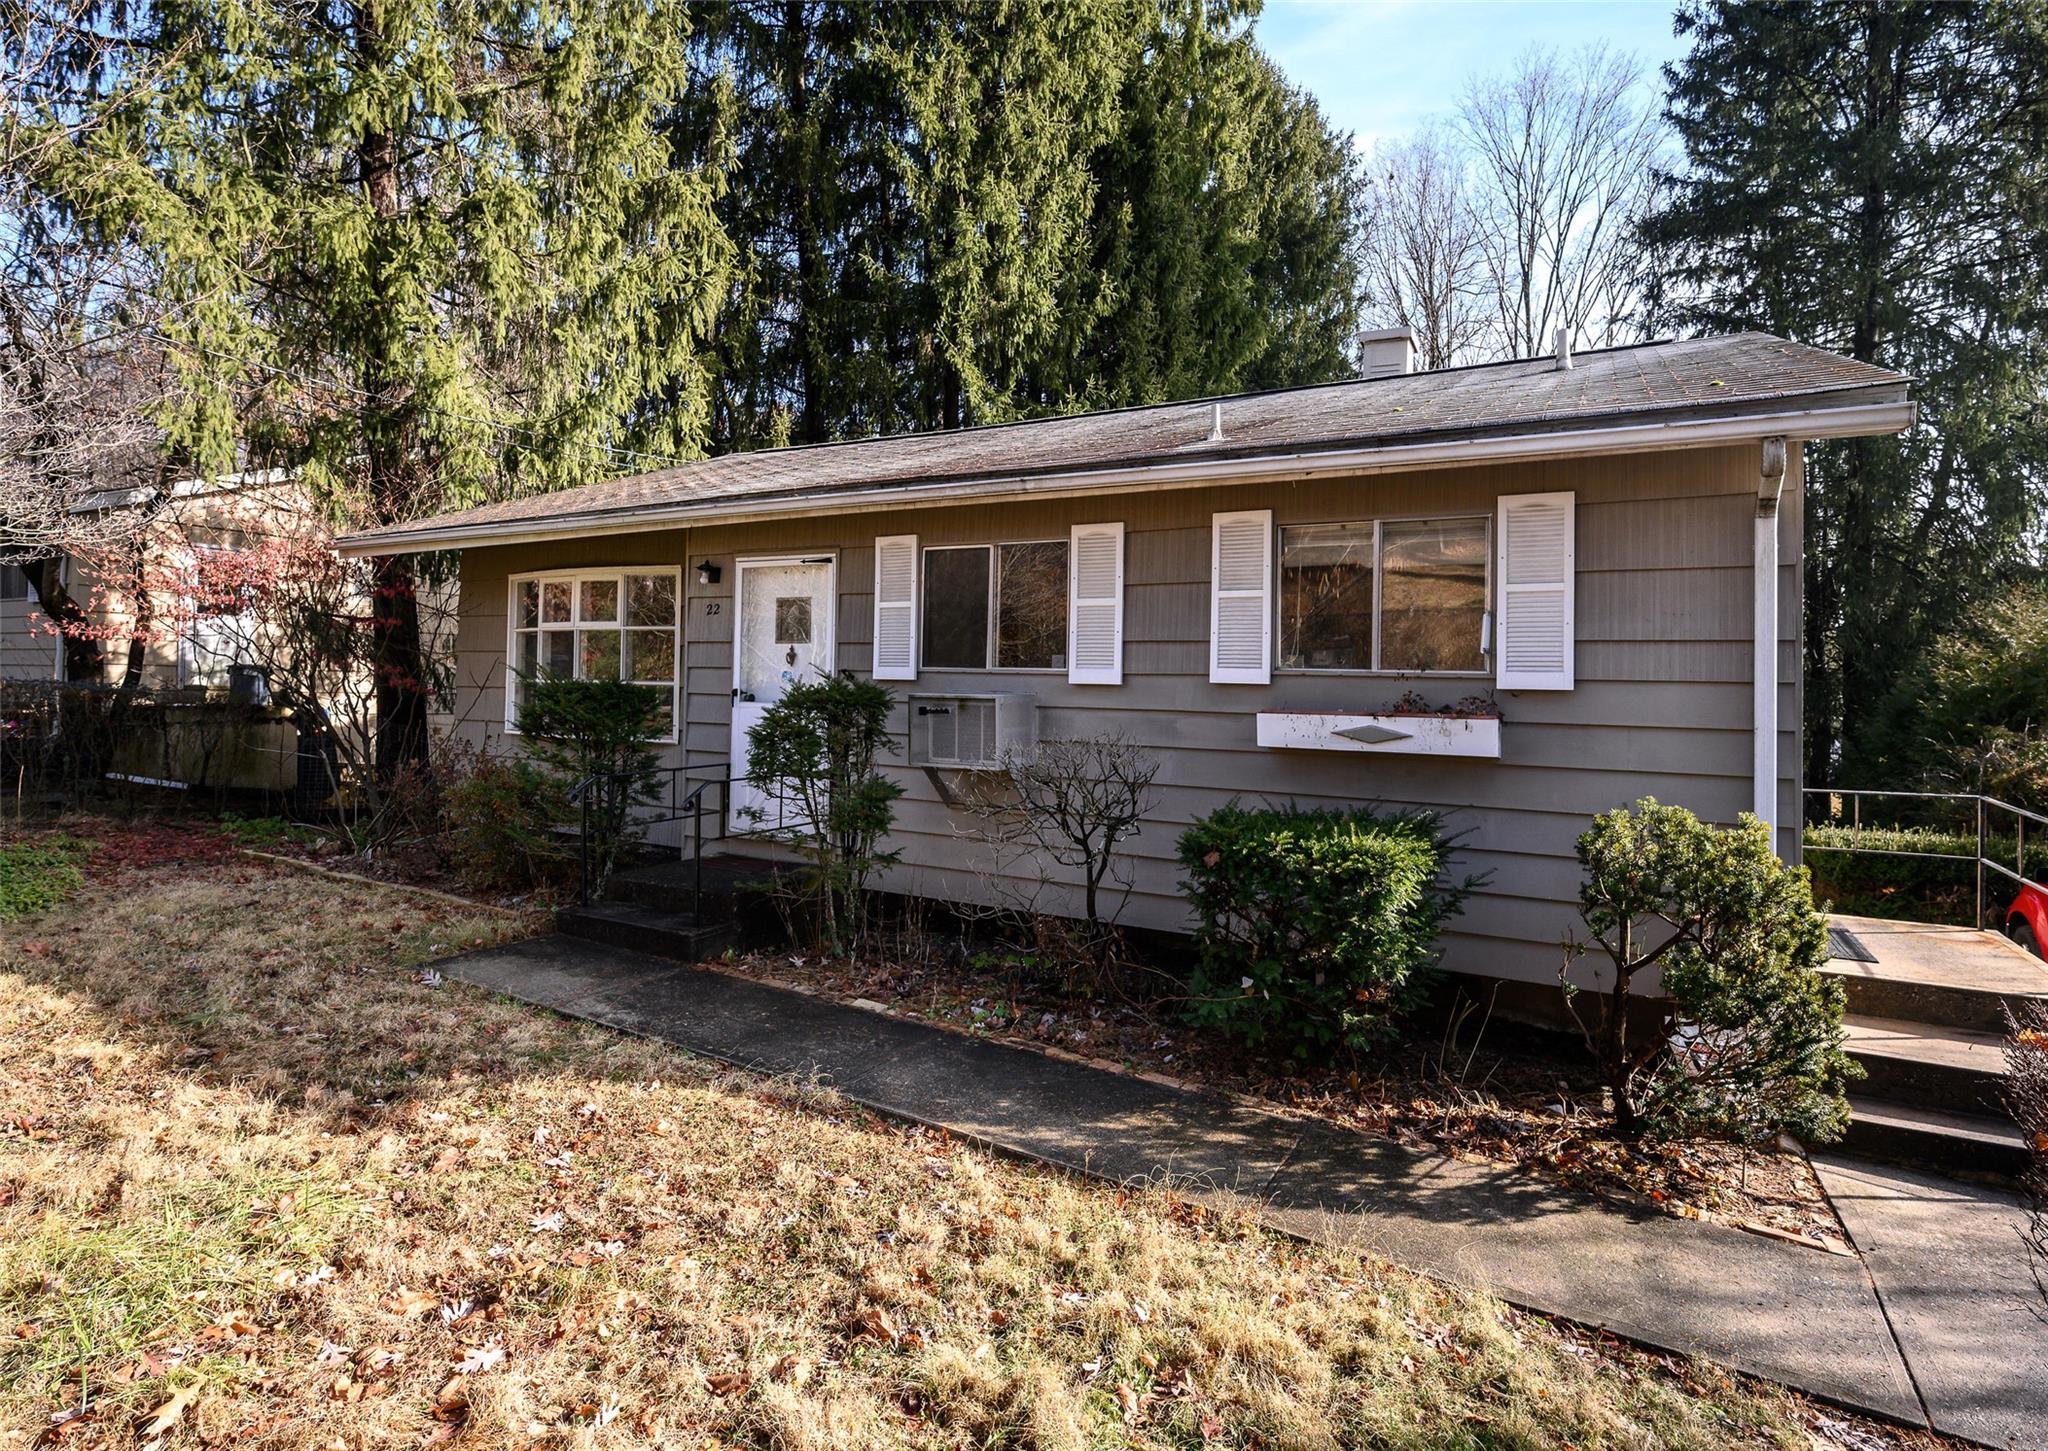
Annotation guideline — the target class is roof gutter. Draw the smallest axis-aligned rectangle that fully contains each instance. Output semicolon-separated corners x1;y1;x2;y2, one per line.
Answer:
335;396;1915;557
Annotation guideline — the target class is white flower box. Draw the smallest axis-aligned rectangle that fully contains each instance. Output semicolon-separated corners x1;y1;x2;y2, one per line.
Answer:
1254;711;1502;759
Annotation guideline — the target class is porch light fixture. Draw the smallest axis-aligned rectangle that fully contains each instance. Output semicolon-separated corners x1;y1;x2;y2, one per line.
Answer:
695;560;721;586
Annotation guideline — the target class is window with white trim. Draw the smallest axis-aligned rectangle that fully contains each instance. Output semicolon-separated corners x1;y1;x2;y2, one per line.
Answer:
179;547;255;688
920;540;1068;671
1279;515;1489;673
509;568;680;738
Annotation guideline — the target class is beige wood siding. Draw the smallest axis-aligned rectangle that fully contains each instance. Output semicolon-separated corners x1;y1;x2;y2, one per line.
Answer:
448;443;1803;986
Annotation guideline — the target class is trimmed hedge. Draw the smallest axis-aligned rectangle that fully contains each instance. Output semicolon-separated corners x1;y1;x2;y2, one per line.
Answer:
1177;805;1464;1057
1802;823;2047;926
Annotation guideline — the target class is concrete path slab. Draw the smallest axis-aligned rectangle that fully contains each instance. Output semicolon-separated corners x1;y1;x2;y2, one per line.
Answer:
444;937;1945;1432
1814;1155;2048;1449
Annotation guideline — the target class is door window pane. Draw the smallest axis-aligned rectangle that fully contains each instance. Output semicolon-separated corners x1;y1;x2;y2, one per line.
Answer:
1380;517;1488;672
579;578;618;623
922;546;991;669
995;541;1068;668
1281;522;1375;670
627;573;676;627
775;596;812;644
628;629;675;682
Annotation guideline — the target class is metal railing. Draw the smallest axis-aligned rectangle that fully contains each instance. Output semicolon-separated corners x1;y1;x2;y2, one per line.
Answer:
1802;787;2048;929
569;764;731;917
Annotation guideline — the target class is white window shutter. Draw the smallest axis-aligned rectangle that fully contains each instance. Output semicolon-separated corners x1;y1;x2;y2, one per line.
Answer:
1495;491;1575;690
871;534;918;681
1068;521;1124;685
1209;509;1272;684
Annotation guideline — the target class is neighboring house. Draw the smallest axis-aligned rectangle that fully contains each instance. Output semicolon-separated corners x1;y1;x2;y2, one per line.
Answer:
1;561;65;680
337;332;1914;991
0;469;303;689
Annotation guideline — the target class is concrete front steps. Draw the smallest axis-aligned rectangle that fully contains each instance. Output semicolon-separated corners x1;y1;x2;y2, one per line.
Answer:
1822;915;2044;1181
556;853;795;963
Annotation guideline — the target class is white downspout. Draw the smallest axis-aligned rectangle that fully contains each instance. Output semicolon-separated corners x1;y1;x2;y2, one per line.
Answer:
1754;437;1787;843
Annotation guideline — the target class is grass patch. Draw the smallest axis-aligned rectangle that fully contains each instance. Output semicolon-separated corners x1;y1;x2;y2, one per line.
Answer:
216;814;324;851
0;830;1951;1450
0;833;90;920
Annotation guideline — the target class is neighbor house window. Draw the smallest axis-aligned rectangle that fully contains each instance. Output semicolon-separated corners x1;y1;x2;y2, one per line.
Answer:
509;568;680;738
179;549;254;688
1280;515;1488;673
921;541;1068;670
0;563;29;601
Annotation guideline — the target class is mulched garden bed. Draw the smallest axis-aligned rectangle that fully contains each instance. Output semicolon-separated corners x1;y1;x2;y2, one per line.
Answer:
713;938;1851;1253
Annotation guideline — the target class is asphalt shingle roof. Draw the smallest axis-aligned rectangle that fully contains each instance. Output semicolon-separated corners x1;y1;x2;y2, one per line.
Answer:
340;332;1908;550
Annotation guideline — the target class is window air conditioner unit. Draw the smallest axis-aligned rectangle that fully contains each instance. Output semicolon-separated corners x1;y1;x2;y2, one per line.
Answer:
908;692;1038;770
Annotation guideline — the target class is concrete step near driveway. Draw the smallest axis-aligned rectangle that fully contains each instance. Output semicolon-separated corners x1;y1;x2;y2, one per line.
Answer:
1826;914;2041;1183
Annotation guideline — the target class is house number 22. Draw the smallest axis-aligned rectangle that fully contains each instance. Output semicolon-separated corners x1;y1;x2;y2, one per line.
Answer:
704;602;722;615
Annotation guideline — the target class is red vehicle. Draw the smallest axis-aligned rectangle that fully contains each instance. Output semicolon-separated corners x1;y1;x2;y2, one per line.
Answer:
2008;883;2048;958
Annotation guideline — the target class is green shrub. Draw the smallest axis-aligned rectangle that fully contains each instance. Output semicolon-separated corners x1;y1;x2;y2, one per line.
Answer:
742;674;902;954
1177;805;1464;1057
217;814;320;850
443;747;571;893
0;835;91;920
1802;822;2048;926
1568;799;1857;1145
515;676;665;895
1802;824;1979;924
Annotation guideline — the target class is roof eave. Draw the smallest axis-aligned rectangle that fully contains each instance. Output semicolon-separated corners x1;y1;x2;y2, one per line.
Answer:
334;390;1915;558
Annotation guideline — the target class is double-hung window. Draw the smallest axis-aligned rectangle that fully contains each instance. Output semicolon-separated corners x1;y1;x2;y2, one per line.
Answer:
1279;515;1489;673
920;540;1068;671
509;568;680;738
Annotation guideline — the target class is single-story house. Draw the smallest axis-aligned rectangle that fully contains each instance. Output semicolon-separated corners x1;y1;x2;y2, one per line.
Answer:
337;330;1914;991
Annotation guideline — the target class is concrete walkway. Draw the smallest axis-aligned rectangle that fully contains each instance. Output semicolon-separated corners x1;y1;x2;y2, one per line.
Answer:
444;934;2048;1446
1814;1156;2048;1449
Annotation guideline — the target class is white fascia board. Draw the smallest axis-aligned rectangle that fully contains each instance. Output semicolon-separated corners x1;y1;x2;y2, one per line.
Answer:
335;397;1916;557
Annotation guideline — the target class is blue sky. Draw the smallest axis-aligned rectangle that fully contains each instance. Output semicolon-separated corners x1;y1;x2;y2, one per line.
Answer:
1253;1;1689;149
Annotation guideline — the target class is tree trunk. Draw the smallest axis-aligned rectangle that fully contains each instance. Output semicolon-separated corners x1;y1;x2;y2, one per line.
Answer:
356;15;429;782
27;558;105;683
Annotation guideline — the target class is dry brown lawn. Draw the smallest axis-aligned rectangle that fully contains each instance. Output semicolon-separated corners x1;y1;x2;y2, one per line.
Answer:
0;826;1948;1450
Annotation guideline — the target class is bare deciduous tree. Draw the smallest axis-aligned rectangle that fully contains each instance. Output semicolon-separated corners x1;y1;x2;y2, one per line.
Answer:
1360;126;1490;370
3;0;178;678
2008;1001;2048;1310
988;734;1161;930
1457;44;1664;358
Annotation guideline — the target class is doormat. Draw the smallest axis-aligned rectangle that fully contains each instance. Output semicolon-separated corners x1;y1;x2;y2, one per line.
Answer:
1825;926;1879;964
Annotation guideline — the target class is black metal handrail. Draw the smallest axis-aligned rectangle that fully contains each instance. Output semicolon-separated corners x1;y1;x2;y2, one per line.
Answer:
569;764;730;917
1802;787;2048;930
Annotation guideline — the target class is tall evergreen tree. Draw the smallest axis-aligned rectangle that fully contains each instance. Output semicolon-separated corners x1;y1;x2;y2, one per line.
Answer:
670;0;1368;449
1641;0;2048;787
1083;4;1367;406
20;0;733;769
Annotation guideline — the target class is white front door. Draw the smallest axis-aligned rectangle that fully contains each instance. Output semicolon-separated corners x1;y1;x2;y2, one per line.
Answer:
729;556;836;833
